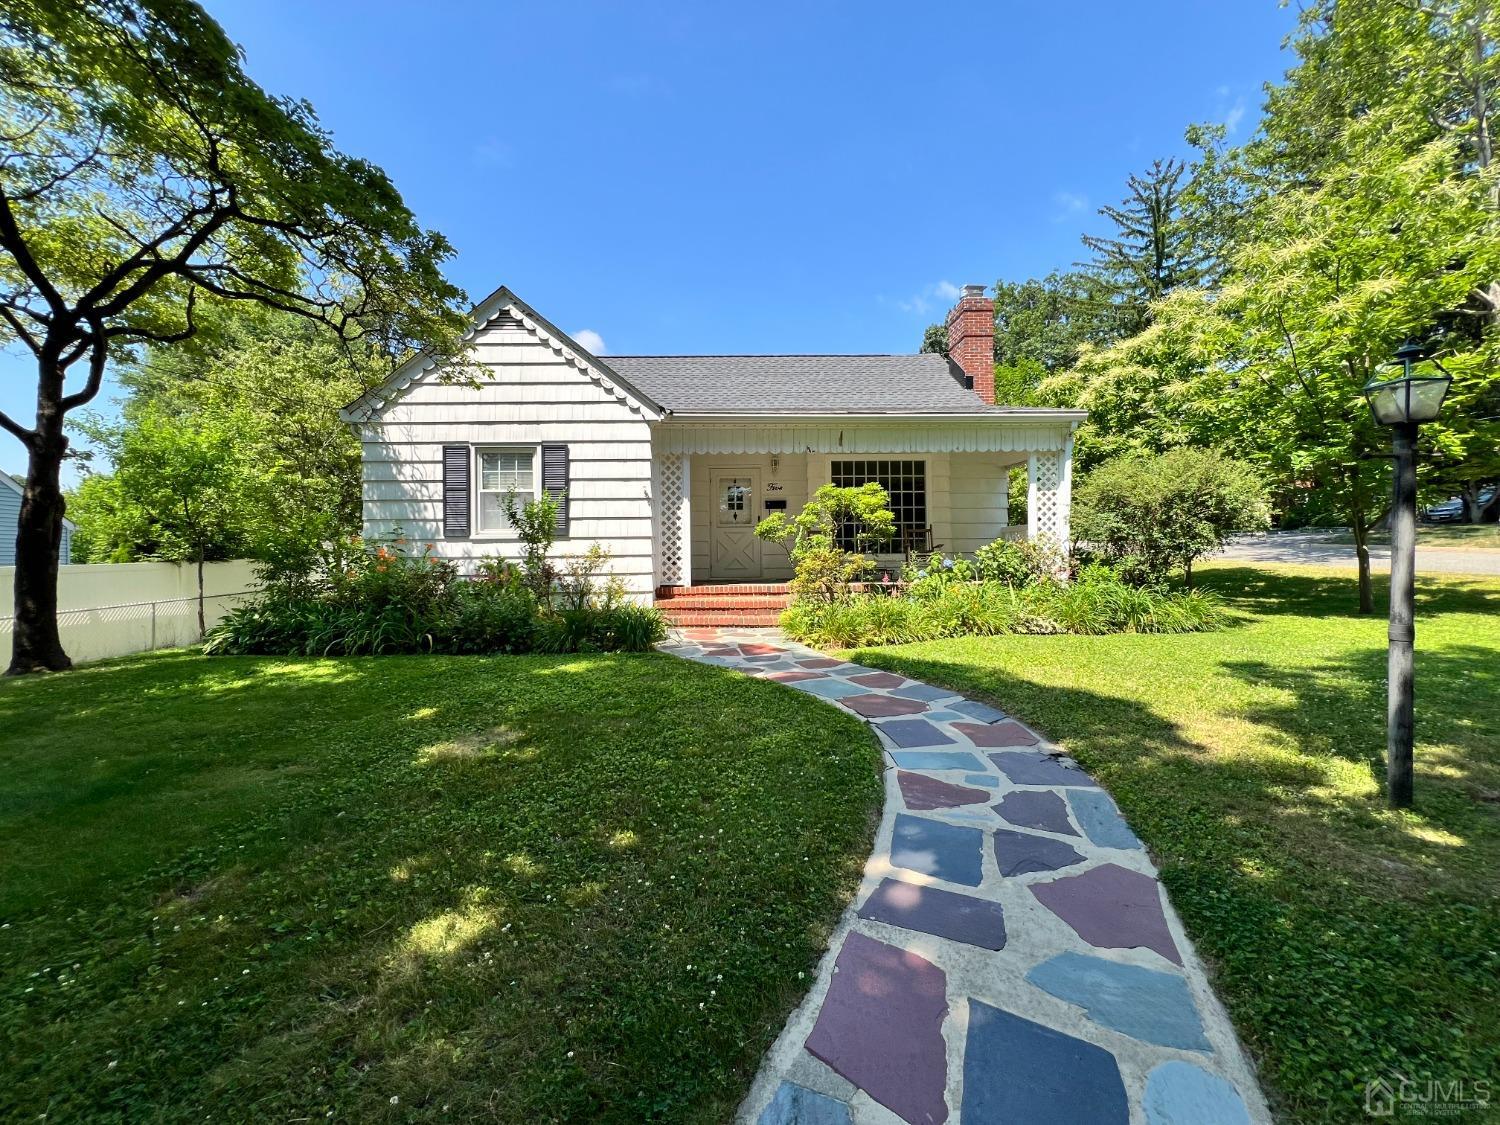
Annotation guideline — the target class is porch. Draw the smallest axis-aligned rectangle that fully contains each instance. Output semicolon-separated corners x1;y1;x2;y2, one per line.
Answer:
650;414;1078;593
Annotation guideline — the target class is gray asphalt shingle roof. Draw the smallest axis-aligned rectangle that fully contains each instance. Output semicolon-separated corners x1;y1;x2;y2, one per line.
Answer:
601;353;1006;415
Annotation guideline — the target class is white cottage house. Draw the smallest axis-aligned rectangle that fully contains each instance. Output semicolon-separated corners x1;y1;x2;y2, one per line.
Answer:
342;284;1083;625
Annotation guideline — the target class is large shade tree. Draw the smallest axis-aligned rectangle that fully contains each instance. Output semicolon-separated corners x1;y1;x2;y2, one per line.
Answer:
0;0;469;674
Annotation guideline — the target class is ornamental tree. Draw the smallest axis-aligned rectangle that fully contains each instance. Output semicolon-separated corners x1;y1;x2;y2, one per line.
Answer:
0;0;469;673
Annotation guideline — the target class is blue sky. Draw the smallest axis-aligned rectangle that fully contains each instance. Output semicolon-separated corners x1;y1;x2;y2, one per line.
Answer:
2;0;1301;482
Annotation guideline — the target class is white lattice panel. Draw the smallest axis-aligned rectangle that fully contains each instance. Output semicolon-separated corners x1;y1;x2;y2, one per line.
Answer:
1032;450;1062;540
658;452;686;585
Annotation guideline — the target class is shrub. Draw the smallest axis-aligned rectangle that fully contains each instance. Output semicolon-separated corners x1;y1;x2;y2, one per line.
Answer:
779;568;1226;648
973;535;1069;585
1072;448;1270;587
204;538;664;657
756;484;896;604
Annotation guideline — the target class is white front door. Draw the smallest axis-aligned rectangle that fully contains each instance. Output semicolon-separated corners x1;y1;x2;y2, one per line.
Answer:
710;470;762;580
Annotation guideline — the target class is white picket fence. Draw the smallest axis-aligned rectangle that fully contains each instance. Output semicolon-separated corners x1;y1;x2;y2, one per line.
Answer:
0;560;259;664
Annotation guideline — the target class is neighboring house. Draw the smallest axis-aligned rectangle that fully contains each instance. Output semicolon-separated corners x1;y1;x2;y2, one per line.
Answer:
342;284;1083;615
1;472;73;567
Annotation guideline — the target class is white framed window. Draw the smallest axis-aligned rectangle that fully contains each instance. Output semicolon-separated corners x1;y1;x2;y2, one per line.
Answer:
476;446;538;533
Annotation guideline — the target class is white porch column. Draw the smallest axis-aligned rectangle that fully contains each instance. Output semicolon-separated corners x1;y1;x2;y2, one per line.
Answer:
655;452;692;589
1026;441;1072;545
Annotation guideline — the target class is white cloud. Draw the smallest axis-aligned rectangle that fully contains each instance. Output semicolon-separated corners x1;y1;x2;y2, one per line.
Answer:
893;281;964;316
1224;97;1247;134
573;328;606;355
1052;190;1088;222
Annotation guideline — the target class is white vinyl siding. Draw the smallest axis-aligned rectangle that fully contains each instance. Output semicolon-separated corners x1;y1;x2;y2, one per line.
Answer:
357;318;656;598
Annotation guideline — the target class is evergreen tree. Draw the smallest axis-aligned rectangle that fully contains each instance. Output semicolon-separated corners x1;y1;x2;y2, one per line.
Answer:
1079;158;1210;337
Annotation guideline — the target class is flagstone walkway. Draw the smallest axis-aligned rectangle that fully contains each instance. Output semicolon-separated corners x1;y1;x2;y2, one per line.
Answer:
659;627;1269;1125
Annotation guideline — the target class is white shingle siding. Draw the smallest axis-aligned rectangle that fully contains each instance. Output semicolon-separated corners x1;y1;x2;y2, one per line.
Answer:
948;454;1022;553
356;319;657;598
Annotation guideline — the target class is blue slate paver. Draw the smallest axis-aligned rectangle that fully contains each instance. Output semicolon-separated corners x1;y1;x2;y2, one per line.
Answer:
948;699;1008;723
889;750;986;772
876;718;956;748
989;750;1100;787
890;682;962;702
891;813;984;886
995;790;1078;836
791;678;868;699
1069;789;1143;850
1144;1062;1251;1125
1027;952;1210;1050
963;1001;1129;1124
962;773;1000;789
858;877;1007;950
757;1080;852;1125
992;827;1086;876
920;709;971;723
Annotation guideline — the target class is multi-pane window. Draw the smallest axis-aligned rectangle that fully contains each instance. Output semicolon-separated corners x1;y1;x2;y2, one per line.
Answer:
831;459;926;547
477;448;535;532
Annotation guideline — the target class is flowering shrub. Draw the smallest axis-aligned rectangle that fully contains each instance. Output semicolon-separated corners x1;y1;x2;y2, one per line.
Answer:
972;536;1069;585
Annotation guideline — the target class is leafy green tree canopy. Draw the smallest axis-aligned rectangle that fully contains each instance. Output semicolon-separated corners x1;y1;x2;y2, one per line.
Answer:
0;0;471;673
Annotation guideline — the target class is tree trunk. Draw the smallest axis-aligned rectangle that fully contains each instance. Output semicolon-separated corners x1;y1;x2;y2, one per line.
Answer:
1350;500;1375;615
196;553;206;637
1462;480;1485;523
1481;485;1500;524
8;426;72;675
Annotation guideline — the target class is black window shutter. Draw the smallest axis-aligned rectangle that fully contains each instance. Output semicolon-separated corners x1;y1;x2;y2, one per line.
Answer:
442;445;470;538
541;444;569;537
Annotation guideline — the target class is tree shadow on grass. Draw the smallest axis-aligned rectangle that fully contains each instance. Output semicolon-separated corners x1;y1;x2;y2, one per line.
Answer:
1199;565;1500;619
1221;644;1500;796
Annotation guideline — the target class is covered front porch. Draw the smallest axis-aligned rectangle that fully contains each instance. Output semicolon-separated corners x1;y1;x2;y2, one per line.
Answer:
649;413;1080;591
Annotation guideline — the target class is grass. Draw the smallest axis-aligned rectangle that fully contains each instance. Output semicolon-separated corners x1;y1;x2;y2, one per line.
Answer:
848;564;1500;1123
0;651;880;1123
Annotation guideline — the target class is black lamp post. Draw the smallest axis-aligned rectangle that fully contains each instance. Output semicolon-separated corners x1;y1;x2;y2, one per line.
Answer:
1361;341;1451;808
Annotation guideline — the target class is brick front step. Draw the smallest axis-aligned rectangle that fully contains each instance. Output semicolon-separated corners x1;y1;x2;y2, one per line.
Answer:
656;594;790;611
657;582;790;599
659;608;785;627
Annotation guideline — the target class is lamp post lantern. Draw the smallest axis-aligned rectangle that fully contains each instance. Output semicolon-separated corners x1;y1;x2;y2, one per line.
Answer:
1361;340;1451;809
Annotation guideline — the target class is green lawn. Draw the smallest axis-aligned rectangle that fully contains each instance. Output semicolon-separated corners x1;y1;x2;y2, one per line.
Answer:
0;652;880;1123
849;565;1500;1123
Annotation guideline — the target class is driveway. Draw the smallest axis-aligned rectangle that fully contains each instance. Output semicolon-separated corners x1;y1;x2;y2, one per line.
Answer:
1216;529;1500;576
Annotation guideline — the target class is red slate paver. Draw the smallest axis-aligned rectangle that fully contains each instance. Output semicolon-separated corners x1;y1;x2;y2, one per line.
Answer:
954;720;1039;747
843;693;929;718
899;771;991;811
768;670;824;683
738;643;784;656
850;671;908;689
797;657;844;669
804;932;950;1124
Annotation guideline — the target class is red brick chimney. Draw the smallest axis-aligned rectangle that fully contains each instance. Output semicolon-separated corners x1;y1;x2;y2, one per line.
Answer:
946;284;995;403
